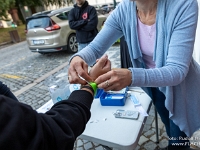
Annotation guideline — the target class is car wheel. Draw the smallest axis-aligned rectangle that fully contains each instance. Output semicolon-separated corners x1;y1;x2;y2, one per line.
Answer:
67;34;78;53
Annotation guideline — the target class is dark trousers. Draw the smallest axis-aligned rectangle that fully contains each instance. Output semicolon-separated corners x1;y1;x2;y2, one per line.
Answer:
119;36;190;147
0;81;18;101
151;87;190;147
120;36;133;68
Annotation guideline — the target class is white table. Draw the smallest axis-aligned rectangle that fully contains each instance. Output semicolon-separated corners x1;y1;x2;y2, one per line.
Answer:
37;88;152;150
37;100;54;113
79;88;152;150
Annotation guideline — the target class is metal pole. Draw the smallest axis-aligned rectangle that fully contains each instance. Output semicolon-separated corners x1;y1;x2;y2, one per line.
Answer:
102;145;112;150
113;0;116;8
154;107;159;143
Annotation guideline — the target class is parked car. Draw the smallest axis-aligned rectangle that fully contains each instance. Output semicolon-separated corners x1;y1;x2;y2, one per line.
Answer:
94;5;107;15
96;2;121;14
100;3;114;14
25;7;106;54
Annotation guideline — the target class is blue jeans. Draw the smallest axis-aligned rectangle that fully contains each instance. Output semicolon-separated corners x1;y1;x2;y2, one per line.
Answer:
78;43;90;51
0;81;18;101
151;88;189;147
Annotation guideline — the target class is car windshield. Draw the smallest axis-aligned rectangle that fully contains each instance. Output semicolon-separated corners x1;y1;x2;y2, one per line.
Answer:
27;17;51;30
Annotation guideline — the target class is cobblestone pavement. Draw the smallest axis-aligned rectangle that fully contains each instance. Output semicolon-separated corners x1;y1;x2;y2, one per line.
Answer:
0;42;72;95
0;42;199;150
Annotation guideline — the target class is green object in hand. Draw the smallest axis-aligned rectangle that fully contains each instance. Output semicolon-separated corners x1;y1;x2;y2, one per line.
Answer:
89;82;97;95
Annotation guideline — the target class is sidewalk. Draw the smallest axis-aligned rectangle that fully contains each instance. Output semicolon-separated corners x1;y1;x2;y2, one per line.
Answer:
14;45;200;150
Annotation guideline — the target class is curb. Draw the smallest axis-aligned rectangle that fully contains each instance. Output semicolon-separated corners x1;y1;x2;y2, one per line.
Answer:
0;41;12;46
0;41;26;50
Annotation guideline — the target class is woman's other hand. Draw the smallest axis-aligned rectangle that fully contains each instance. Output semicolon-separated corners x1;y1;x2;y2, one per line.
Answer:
95;68;132;91
68;56;92;85
89;55;111;81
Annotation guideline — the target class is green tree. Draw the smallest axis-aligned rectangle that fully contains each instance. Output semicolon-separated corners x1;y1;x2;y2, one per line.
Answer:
17;0;74;10
0;0;15;20
0;0;74;20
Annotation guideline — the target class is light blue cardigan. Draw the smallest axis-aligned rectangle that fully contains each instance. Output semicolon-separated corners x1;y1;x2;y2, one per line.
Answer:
71;0;200;137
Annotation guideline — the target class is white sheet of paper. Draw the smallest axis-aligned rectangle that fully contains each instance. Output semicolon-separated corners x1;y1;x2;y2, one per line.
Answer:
129;93;149;117
135;105;149;116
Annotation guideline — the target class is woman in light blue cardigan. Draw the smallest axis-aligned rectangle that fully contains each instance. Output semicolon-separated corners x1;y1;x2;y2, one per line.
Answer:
68;0;200;149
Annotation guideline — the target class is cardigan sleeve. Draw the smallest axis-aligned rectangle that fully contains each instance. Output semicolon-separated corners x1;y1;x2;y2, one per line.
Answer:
129;0;199;87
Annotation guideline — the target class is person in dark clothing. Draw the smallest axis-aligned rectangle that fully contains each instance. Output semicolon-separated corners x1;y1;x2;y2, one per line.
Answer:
0;55;111;150
68;0;98;51
0;81;18;101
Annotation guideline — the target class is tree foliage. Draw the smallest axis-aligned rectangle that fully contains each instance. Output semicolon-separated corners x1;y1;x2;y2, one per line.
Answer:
0;0;74;20
18;0;69;7
0;0;15;20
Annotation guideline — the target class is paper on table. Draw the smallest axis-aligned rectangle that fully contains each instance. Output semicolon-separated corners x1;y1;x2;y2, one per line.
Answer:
135;105;149;116
38;84;80;113
129;93;149;117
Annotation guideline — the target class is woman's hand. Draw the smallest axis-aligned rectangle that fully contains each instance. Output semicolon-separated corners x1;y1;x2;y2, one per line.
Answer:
68;56;92;85
95;68;132;91
89;55;111;81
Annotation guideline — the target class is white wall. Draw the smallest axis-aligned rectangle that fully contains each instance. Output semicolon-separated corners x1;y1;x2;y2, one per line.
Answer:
193;0;200;63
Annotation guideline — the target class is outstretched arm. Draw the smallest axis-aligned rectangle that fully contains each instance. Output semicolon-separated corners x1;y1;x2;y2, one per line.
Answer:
0;91;93;150
0;55;111;150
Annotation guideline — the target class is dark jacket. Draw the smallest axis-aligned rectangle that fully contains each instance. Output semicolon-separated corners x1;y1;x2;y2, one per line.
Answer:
0;90;93;150
0;81;18;101
68;1;98;43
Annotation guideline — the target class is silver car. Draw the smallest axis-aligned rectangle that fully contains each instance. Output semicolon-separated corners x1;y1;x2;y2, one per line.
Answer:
25;7;106;54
